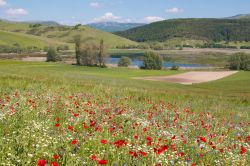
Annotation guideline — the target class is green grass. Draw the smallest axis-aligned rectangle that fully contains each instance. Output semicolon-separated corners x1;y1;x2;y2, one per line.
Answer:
0;60;249;120
0;60;249;165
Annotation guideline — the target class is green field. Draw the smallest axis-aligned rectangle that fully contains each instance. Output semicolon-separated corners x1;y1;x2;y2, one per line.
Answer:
0;30;68;48
0;61;249;165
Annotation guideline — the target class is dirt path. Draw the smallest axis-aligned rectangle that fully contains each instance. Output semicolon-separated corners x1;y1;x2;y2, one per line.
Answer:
21;57;46;62
135;71;238;85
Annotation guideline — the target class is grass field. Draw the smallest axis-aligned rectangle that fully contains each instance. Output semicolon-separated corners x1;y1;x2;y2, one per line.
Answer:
0;30;68;49
0;61;249;165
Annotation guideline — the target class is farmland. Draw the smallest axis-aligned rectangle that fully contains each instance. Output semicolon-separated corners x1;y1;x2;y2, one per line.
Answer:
0;61;249;165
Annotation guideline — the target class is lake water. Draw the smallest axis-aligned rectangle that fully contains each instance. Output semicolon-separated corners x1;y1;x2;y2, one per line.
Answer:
108;58;207;68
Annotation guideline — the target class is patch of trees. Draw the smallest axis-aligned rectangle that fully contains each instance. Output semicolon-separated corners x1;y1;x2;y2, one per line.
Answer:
201;43;237;49
116;18;250;42
0;44;40;53
74;36;107;67
141;52;162;70
240;46;250;49
29;24;42;28
118;57;132;67
228;53;250;71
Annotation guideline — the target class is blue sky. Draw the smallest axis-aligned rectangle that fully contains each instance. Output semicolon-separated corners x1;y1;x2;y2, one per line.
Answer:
0;0;249;25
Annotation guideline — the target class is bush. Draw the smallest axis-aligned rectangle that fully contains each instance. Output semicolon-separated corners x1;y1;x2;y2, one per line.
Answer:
142;52;162;70
228;53;250;71
46;47;57;62
57;45;69;51
202;43;237;49
240;46;250;49
150;43;164;50
171;65;180;70
118;57;132;67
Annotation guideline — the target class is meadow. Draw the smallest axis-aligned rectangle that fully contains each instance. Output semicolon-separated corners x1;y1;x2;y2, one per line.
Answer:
0;60;249;165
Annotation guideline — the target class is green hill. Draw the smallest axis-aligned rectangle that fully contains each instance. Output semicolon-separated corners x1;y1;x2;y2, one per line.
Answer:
0;19;137;48
0;30;68;49
116;18;250;42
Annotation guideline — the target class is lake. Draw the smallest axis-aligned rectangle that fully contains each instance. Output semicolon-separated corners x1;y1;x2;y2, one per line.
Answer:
108;58;207;68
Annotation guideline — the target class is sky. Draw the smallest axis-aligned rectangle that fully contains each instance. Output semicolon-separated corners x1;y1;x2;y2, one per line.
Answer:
0;0;249;25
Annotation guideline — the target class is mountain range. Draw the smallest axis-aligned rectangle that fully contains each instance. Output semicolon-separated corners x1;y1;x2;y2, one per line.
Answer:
87;22;146;32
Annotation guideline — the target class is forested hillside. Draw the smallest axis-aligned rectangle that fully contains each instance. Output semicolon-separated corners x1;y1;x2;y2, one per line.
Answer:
116;18;250;42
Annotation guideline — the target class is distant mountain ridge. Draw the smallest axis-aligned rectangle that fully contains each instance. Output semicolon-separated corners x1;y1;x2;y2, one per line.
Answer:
227;13;250;19
23;21;61;26
87;22;146;32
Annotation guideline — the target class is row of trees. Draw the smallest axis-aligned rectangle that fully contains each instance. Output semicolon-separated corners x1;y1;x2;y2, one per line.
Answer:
74;36;107;67
228;53;250;71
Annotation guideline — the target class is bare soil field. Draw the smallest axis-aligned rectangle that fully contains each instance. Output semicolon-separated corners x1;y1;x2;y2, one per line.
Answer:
135;71;238;85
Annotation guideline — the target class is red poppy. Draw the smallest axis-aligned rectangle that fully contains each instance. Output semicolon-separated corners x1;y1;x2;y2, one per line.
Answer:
129;151;138;158
73;113;79;117
71;139;78;145
200;153;205;158
91;154;97;161
68;126;74;131
53;154;59;160
177;152;185;157
171;135;176;140
114;140;127;148
154;145;168;155
139;150;148;156
101;140;107;144
146;136;153;142
37;159;46;166
55;123;60;127
219;148;224;153
241;146;247;155
51;162;59;166
97;159;108;165
199;136;206;143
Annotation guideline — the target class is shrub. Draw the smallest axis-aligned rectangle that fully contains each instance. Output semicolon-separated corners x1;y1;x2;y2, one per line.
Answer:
57;45;69;51
118;57;132;67
46;47;57;62
142;52;162;70
228;53;250;71
171;65;180;70
150;43;164;50
240;46;250;49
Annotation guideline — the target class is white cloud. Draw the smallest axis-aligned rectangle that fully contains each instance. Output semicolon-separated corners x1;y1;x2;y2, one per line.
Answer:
6;8;28;16
93;12;127;22
144;16;164;23
0;0;7;6
90;2;103;8
166;7;184;13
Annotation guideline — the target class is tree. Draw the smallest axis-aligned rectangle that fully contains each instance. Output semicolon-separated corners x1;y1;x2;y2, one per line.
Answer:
142;52;162;70
118;57;132;67
79;40;99;66
46;47;57;62
228;52;250;71
74;35;81;65
98;39;107;67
